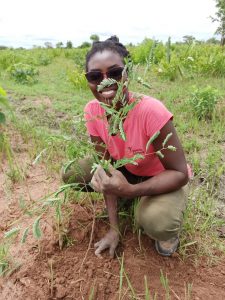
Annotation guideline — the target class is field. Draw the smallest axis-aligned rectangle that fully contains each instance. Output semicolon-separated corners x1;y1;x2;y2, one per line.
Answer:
0;40;225;299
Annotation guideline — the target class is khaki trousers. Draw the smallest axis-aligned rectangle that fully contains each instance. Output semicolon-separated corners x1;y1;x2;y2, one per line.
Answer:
62;157;188;241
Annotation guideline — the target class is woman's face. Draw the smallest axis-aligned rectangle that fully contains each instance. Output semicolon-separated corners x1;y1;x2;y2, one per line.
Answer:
86;50;128;105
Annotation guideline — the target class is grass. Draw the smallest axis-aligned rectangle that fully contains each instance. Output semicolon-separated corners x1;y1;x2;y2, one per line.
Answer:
0;243;10;276
116;253;192;299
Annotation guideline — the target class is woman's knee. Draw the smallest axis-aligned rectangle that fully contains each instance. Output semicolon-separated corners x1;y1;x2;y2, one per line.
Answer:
61;157;94;185
136;190;186;240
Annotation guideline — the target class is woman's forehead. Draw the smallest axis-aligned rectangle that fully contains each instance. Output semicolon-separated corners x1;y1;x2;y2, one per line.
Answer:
88;50;123;70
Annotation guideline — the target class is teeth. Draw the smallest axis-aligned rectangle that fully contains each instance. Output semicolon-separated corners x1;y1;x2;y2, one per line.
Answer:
101;90;116;97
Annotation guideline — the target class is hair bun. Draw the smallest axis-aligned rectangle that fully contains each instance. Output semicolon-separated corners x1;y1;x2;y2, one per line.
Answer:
107;35;119;43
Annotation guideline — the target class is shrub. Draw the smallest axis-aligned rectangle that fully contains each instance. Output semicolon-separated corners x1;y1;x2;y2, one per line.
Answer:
0;50;21;70
154;57;184;81
188;86;220;120
8;63;39;84
0;86;9;124
67;67;88;89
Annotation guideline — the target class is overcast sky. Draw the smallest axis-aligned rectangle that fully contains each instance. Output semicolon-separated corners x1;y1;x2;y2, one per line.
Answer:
0;0;219;48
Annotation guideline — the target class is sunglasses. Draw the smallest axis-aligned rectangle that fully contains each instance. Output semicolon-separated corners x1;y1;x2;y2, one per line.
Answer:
85;66;124;84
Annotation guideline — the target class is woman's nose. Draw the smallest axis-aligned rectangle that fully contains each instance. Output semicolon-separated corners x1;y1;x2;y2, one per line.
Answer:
102;72;108;79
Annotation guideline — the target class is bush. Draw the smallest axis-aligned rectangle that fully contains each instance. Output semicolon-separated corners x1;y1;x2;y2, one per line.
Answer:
67;67;88;89
64;48;88;68
129;39;164;65
0;86;9;124
0;50;22;70
8;63;39;84
188;86;220;120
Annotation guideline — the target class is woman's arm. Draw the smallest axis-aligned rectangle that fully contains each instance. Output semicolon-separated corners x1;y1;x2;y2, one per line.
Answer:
93;120;189;198
90;136;120;258
90;135;110;160
128;120;189;197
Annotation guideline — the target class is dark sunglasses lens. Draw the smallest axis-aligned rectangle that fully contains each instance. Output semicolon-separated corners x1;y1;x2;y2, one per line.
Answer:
107;67;124;80
85;71;103;83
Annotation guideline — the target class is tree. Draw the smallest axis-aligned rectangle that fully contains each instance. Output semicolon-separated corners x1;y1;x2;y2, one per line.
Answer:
44;42;53;48
206;37;220;44
78;41;91;48
90;34;100;42
182;35;196;44
66;40;73;48
211;0;225;45
56;41;63;48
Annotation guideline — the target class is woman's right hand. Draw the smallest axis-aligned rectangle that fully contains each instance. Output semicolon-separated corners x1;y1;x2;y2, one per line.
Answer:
94;229;119;258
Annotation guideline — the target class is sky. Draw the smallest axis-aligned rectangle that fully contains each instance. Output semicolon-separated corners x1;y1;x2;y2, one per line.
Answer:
0;0;219;48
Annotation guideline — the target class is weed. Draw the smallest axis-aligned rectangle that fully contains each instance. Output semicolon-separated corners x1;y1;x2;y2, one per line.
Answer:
179;184;225;261
188;85;220;120
8;63;39;84
0;243;10;276
0;86;10;124
0;130;24;183
160;270;170;300
67;67;88;90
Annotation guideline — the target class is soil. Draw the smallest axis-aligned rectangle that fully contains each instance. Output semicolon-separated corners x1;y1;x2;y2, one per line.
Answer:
1;129;225;300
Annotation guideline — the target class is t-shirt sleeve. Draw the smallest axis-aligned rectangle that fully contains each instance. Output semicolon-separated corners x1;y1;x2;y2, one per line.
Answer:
84;101;100;137
144;98;173;137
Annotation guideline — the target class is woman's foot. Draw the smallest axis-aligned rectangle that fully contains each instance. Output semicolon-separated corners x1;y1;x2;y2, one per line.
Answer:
155;237;179;256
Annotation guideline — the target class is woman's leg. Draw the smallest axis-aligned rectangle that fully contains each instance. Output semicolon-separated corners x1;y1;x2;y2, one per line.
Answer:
61;156;94;191
135;186;188;255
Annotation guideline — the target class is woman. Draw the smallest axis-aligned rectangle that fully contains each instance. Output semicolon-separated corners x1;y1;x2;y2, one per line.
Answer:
62;36;189;258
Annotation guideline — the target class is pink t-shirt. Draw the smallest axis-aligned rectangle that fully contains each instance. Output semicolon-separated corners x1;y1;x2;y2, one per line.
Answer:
84;93;173;177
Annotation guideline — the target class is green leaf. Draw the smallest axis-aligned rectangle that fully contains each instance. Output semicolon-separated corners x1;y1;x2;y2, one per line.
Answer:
137;77;151;89
42;198;61;207
0;112;6;124
33;216;42;239
111;113;120;135
162;132;173;147
21;227;29;243
63;158;76;173
156;150;164;159
99;102;117;115
4;227;20;239
32;148;47;165
0;95;9;108
113;153;144;169
119;120;126;141
146;131;160;151
167;145;176;151
97;78;117;92
0;86;6;97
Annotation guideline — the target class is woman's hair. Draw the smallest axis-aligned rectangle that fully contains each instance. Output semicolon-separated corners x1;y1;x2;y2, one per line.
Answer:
85;36;130;71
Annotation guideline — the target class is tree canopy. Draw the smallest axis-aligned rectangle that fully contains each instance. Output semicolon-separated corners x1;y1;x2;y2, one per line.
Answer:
211;0;225;45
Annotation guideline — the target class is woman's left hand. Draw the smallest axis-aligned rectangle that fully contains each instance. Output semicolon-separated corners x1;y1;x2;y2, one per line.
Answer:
90;165;132;197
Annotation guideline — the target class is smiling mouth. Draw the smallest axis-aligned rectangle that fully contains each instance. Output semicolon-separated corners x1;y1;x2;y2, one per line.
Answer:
99;85;117;99
100;90;117;98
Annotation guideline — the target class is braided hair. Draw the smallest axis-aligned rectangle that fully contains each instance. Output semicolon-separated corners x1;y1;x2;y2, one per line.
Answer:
85;36;130;71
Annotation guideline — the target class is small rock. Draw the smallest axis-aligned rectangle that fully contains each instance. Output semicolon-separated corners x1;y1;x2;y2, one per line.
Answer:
105;273;112;279
19;277;31;287
55;284;67;299
87;269;93;278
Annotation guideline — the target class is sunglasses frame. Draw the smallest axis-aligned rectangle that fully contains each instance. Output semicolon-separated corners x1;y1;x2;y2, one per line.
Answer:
85;66;124;84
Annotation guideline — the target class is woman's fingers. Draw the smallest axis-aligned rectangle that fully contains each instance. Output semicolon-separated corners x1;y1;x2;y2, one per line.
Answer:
90;175;101;192
109;244;117;258
94;240;109;257
95;165;107;181
94;241;101;248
